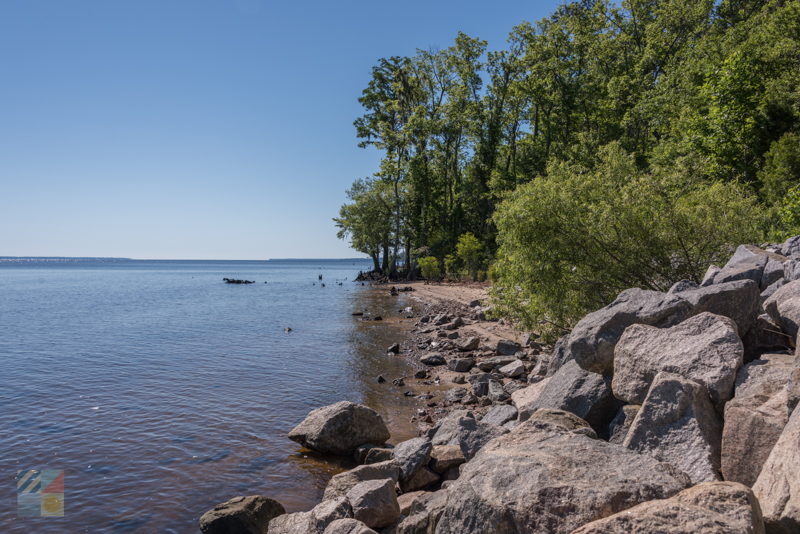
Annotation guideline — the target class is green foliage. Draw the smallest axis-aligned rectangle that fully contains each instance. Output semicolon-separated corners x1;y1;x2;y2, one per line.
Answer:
759;133;800;204
337;0;797;330
444;254;459;279
456;232;483;280
778;184;800;236
418;256;441;280
491;143;765;338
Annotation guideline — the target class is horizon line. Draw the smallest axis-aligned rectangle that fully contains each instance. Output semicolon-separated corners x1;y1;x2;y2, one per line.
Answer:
0;255;371;262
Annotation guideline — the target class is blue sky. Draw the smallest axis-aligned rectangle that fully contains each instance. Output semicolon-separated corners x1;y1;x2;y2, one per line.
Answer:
0;0;561;259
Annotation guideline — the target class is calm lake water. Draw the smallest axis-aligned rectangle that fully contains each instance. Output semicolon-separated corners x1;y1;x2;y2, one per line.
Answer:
0;259;423;533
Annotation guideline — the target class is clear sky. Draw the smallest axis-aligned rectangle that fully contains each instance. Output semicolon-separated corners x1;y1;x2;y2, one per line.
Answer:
0;0;561;259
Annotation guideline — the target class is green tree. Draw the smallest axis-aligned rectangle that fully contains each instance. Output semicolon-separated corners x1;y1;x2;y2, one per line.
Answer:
491;143;764;337
417;256;441;280
456;232;483;280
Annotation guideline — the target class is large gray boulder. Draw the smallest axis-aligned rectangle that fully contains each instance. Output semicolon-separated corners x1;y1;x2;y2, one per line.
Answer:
323;461;400;501
612;312;743;409
753;405;800;534
526;360;620;435
678;279;760;336
764;280;800;341
510;377;551;421
391;489;449;534
199;495;286;534
289;401;390;456
546;335;572;376
784;259;800;282
432;420;690;534
392;437;432;482
480;404;518;426
722;354;794;486
323;519;377;534
346;478;400;529
268;497;352;534
763;259;786;289
572;481;765;534
430;412;508;460
623;372;723;484
564;288;692;375
780;235;800;258
715;245;770;285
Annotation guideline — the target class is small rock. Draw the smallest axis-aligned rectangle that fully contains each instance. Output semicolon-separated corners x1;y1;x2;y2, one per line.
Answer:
498;359;525;378
387;343;400;354
496;339;521;356
445;388;467;404
376;375;385;384
447;358;474;373
457;336;480;352
420;353;446;366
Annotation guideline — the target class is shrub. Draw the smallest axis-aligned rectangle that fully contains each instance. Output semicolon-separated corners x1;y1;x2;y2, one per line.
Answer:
760;133;800;205
778;184;800;236
418;256;441;280
456;232;482;280
491;143;765;339
444;254;459;279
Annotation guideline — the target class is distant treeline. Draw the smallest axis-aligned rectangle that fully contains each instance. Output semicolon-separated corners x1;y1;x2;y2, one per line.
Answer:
335;0;800;335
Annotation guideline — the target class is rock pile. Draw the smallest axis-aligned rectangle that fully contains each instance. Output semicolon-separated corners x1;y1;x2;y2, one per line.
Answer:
201;237;800;533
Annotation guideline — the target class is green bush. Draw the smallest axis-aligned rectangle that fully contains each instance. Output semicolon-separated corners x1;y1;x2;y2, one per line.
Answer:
456;232;482;280
418;256;441;280
444;254;459;279
760;133;800;205
778;184;800;236
491;143;765;339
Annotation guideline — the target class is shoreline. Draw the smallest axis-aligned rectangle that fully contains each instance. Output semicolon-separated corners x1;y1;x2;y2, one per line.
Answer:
385;281;541;434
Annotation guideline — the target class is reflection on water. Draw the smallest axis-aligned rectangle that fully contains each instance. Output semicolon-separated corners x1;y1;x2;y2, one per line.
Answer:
0;260;425;533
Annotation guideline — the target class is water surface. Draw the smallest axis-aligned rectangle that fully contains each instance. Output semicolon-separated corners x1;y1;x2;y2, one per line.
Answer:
0;259;422;533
